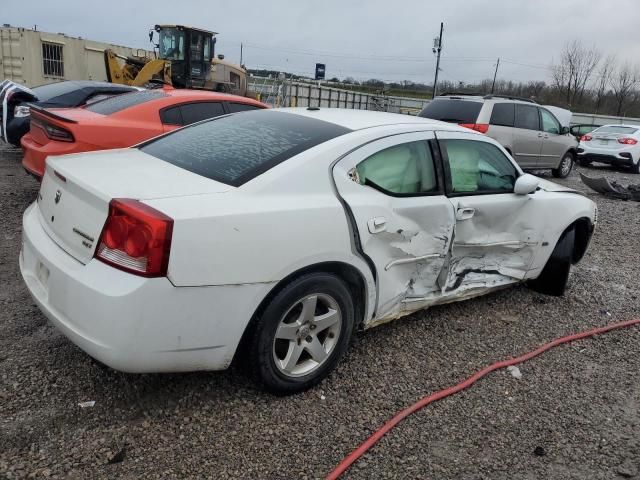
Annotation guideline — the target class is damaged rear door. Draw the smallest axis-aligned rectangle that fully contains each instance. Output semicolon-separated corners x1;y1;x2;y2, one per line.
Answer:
332;131;455;324
436;131;542;292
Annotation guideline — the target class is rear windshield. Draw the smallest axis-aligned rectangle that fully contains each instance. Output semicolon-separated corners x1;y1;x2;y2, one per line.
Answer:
33;81;80;101
85;90;167;115
139;110;351;186
418;98;482;124
594;126;638;135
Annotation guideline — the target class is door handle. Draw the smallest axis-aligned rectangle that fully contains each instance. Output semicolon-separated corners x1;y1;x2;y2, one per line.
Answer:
456;207;475;221
538;133;544;138
543;134;549;139
367;217;387;233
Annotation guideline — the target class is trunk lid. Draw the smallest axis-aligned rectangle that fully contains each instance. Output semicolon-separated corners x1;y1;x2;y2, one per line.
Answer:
590;132;624;150
38;148;231;264
28;107;105;147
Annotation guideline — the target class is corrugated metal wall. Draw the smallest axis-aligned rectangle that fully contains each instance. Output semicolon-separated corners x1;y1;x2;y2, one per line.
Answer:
0;28;23;82
0;27;154;87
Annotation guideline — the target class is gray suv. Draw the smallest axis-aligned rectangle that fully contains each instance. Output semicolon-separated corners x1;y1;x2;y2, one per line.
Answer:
418;94;578;178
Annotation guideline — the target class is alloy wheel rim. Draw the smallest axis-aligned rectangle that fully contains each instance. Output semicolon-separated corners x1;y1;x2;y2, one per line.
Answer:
272;293;342;378
561;156;572;175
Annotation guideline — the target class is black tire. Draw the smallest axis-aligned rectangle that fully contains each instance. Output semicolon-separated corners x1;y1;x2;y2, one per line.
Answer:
552;152;574;178
631;159;640;174
248;272;355;395
528;227;575;296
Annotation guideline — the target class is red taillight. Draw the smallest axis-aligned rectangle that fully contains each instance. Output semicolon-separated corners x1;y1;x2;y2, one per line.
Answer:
459;123;489;134
31;117;74;142
580;134;592;142
95;199;173;277
618;137;638;145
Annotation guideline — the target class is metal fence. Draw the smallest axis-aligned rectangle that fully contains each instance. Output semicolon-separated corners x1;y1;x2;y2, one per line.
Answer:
249;77;640;126
249;77;429;115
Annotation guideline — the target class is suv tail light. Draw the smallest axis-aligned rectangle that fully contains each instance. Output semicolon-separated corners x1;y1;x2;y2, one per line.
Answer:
580;134;592;142
618;137;638;145
459;123;489;134
31;117;74;142
95;199;173;277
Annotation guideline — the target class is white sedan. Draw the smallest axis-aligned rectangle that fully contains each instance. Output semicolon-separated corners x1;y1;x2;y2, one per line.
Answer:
20;108;597;393
577;124;640;173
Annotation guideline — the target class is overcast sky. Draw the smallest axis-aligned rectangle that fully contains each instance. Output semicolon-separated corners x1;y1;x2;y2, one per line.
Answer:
4;0;640;85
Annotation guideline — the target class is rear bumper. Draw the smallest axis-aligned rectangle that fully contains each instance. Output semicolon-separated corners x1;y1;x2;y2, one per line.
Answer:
577;144;636;166
6;117;29;146
20;134;92;178
20;202;274;373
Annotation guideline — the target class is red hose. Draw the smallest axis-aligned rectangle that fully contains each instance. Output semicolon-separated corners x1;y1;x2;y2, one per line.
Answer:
326;318;640;480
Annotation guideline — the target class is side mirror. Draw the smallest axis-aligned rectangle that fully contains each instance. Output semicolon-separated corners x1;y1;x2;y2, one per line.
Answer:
560;126;570;135
514;174;539;195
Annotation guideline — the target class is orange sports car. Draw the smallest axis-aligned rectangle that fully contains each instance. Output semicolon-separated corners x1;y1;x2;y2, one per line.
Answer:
21;87;267;178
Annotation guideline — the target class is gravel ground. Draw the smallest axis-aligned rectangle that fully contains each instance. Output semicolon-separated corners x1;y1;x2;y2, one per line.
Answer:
1;142;639;480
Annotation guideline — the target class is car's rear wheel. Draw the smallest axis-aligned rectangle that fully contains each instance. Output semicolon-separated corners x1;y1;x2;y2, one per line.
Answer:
630;158;640;174
249;272;354;394
553;152;574;178
528;227;575;296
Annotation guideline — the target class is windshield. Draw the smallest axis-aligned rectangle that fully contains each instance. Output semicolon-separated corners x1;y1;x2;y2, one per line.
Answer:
85;90;167;115
33;81;79;101
158;28;185;61
419;98;483;124
139;110;351;187
594;126;638;135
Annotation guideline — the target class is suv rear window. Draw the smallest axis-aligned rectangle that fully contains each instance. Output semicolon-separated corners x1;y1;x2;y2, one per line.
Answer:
85;90;167;115
490;103;515;127
418;98;482;124
595;126;638;135
139;110;351;186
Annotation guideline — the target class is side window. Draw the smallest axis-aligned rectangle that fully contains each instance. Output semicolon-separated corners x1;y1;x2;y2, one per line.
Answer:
489;103;514;127
160;105;183;125
441;139;517;194
227;103;261;113
190;33;204;62
180;102;225;125
355;141;438;195
515;104;540;131
540;108;560;134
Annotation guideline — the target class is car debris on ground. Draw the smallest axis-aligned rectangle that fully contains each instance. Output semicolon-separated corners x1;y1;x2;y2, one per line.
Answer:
581;172;640;200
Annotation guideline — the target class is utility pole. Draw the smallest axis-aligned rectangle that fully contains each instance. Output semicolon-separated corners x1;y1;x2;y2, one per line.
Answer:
240;43;243;65
491;58;500;93
432;22;443;99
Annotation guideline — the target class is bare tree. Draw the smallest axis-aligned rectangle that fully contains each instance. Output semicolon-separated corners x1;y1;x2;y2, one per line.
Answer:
611;62;639;116
593;55;616;113
527;81;546;99
552;40;601;106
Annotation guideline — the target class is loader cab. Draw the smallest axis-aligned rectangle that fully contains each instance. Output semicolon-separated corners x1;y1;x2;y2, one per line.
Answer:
154;25;216;88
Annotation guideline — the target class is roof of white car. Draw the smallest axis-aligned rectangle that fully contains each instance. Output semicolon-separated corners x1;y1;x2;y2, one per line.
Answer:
598;124;640;129
276;107;471;132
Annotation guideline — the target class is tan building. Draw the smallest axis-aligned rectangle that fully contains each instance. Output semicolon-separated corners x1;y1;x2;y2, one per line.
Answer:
0;25;153;87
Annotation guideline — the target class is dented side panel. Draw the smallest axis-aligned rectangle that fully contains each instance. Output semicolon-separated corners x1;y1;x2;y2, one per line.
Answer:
332;131;456;323
446;194;542;288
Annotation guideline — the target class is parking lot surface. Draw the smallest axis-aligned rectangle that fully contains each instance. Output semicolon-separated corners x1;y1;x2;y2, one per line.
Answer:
1;142;638;479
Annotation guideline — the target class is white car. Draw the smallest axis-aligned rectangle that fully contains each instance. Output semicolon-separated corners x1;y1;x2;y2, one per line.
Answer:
577;124;640;173
20;108;597;393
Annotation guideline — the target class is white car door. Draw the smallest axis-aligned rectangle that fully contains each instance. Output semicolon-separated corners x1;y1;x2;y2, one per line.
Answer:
332;131;455;322
435;130;544;291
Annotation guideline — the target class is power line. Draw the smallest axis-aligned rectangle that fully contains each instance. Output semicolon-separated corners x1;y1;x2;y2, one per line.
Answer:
244;42;496;64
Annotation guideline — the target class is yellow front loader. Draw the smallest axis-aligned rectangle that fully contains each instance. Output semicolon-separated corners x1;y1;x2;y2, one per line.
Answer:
104;50;172;87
